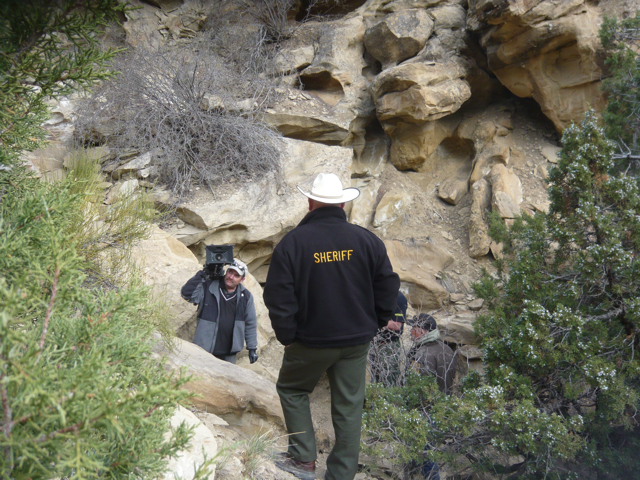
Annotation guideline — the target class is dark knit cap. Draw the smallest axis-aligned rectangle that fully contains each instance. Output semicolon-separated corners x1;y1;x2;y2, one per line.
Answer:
407;313;437;331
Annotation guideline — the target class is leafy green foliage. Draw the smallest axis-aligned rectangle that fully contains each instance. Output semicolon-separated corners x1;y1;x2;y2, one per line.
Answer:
600;13;640;153
363;111;640;478
0;2;206;476
0;164;195;479
0;0;125;165
362;372;442;475
472;111;640;478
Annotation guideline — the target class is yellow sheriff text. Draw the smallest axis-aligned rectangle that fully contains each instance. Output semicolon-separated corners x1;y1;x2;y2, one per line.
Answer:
314;249;353;263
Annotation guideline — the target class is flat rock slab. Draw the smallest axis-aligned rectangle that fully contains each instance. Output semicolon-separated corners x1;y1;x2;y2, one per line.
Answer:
153;336;286;432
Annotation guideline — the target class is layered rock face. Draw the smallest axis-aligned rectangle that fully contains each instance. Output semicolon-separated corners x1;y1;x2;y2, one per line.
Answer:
28;0;615;366
26;1;624;470
466;0;608;131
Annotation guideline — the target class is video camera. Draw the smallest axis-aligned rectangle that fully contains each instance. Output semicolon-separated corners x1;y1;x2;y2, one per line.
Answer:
203;244;235;280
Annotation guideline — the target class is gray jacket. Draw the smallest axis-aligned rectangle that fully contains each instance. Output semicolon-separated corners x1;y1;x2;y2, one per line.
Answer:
181;272;258;355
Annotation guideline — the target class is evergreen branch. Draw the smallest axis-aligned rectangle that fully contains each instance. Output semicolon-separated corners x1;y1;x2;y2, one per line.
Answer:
39;266;60;351
13;0;83;62
34;413;105;444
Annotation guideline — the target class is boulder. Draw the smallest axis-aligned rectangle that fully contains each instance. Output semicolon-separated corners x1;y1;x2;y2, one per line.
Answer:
363;0;461;15
352;133;389;177
467;0;606;131
112;151;152;180
163;406;217;480
490;164;522;219
469;136;511;185
541;144;561;163
105;179;140;204
370;61;471;127
437;310;477;345
468;178;492;258
429;4;466;32
389;112;462;170
457;345;483;360
467;298;484;311
269;46;316;76
131;226;202;332
175;138;353;247
122;0;165;49
438;175;468;205
22;145;66;182
373;190;412;228
493;191;521;219
153;336;286;433
364;9;434;67
261;112;349;145
299;16;367;104
384;239;453;310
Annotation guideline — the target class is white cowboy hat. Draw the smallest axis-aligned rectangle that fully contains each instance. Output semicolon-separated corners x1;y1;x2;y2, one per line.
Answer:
296;173;360;204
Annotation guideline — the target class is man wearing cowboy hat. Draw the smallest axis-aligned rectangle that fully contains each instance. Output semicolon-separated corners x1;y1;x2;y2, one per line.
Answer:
181;259;258;365
264;173;400;480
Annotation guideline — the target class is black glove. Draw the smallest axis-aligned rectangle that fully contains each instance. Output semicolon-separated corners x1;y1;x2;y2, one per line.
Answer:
248;349;258;364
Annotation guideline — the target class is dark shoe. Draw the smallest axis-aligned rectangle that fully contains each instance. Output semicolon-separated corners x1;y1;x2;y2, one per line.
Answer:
274;452;316;480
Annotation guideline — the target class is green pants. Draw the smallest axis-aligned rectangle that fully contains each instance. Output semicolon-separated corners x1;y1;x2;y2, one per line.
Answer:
276;341;370;480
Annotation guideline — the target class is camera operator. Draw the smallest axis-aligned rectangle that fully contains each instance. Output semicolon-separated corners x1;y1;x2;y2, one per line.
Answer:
181;258;258;364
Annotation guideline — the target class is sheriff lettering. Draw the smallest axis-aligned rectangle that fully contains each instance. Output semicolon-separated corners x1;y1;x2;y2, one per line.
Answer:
314;249;353;263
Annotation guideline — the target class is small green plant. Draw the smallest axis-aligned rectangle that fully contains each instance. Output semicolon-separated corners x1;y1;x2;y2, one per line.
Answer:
242;430;280;477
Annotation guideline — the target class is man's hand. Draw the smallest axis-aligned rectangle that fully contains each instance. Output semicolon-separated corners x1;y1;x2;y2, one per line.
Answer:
385;320;403;331
249;349;259;364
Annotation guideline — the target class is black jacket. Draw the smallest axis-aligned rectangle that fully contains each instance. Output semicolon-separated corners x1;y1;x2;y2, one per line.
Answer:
263;206;400;347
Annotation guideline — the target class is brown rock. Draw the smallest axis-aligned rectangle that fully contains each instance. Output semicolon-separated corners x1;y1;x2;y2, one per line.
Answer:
468;0;606;131
468;178;492;258
438;311;477;345
467;298;484;311
470;136;511;184
350;177;382;227
364;9;434;67
438;176;468;205
153;336;285;433
261;112;349;145
373;190;413;228
389;113;462;170
384;239;453;309
269;46;316;76
371;62;471;127
131;226;202;332
490;164;522;218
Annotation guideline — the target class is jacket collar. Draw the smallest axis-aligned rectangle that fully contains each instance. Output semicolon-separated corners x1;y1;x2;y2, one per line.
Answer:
298;206;347;227
209;279;245;298
415;327;441;347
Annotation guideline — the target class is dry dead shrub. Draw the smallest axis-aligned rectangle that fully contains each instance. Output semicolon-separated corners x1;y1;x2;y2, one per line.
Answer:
74;47;283;200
